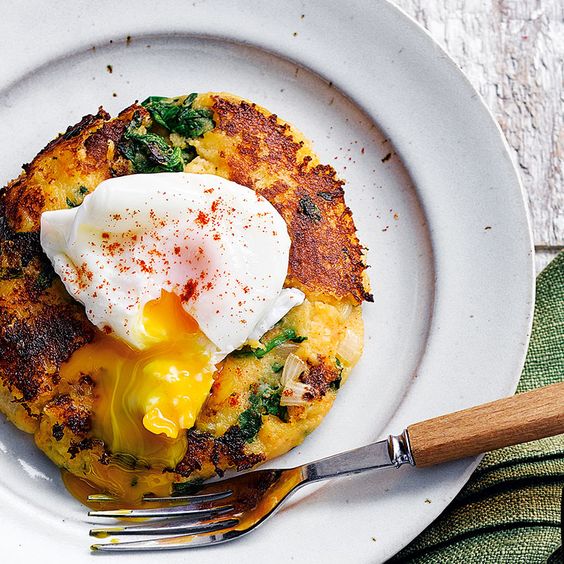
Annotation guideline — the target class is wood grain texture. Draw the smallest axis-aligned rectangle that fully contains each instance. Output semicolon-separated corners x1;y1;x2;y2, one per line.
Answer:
392;0;563;270
407;382;564;467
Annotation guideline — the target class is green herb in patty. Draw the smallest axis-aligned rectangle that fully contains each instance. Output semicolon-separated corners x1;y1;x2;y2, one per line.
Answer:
238;383;288;442
171;478;205;496
253;329;307;359
142;94;215;139
66;185;89;208
330;357;343;391
119;112;186;174
298;195;322;221
233;328;307;360
119;93;215;174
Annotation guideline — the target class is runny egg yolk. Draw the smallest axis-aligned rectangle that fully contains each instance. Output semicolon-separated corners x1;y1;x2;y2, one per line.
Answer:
139;291;215;439
60;291;216;470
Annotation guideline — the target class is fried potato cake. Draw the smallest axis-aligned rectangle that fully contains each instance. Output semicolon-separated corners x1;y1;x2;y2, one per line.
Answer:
0;93;372;502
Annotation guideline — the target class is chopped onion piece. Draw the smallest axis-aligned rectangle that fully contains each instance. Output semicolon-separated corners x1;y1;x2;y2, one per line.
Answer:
336;328;362;366
280;353;311;407
281;353;307;386
339;302;353;320
275;342;300;361
280;382;311;407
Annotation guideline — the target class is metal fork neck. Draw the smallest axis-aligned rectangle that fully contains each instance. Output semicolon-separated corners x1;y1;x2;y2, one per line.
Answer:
388;430;415;467
303;430;415;482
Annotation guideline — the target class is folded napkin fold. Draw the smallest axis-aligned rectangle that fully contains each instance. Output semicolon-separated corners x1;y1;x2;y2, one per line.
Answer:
393;252;564;563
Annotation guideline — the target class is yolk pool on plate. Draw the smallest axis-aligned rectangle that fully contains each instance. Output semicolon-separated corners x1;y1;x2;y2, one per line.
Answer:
60;291;215;471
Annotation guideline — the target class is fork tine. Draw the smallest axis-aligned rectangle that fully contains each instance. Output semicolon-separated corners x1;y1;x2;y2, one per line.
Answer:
90;516;239;537
89;503;234;519
142;489;232;503
87;489;232;506
91;528;247;552
87;494;117;502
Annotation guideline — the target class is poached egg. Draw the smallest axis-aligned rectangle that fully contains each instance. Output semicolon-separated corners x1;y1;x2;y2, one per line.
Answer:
40;173;303;467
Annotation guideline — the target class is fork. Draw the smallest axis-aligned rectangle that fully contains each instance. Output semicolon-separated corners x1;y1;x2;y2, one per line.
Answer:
89;381;564;551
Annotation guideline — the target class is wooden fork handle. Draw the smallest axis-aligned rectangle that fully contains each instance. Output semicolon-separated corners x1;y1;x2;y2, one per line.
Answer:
407;382;564;467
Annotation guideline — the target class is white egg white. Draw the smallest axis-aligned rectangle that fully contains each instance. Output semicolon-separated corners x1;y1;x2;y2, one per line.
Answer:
40;173;304;356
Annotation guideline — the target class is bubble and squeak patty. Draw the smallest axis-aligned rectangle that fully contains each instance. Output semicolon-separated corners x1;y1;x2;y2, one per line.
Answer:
0;92;372;504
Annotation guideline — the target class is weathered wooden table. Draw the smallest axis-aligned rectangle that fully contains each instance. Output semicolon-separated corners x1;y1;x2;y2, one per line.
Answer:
394;1;563;272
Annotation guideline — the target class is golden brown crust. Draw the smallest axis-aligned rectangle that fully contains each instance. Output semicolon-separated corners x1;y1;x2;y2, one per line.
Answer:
2;105;143;232
175;428;266;478
301;357;341;400
0;106;144;427
199;95;372;304
0;212;95;427
37;380;109;473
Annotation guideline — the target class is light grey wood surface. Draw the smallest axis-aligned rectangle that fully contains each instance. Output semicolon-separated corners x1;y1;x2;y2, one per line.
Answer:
392;0;563;273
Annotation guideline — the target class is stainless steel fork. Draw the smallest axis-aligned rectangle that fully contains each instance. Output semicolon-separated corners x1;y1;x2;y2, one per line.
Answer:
89;382;564;551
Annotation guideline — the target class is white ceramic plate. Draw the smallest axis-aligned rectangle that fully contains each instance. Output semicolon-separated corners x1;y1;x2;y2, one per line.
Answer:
0;1;534;562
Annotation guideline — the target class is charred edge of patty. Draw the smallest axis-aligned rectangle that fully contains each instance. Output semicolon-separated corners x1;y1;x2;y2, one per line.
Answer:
85;104;146;165
208;95;372;304
0;207;43;270
32;108;111;164
301;358;341;401
4;104;142;233
0;210;95;404
35;105;138;165
0;107;146;406
48;393;92;437
174;428;266;478
0;298;95;403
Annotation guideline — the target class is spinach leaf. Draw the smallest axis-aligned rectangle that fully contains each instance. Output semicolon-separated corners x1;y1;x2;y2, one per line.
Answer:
330;357;343;391
172;478;205;496
120;95;214;174
233;328;307;360
35;266;55;292
119;112;185;174
0;267;23;281
182;146;197;163
329;374;342;390
238;383;288;443
298;195;322;221
252;329;307;359
175;106;215;138
142;96;185;129
141;94;215;139
66;185;90;208
250;383;285;417
238;408;262;442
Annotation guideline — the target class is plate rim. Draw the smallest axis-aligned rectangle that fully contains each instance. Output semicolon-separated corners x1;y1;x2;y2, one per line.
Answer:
0;1;535;561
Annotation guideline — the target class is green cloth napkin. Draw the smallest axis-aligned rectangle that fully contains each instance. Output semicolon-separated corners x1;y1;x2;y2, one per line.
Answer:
392;252;564;563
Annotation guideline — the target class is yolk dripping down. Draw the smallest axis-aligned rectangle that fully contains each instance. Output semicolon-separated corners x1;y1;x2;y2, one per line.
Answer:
139;291;215;439
60;291;216;471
